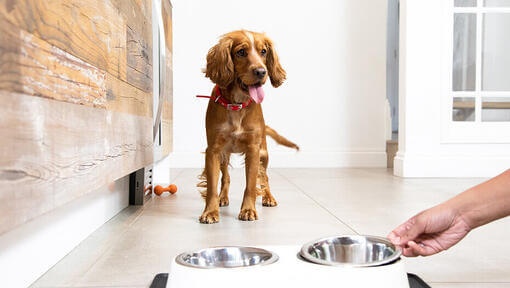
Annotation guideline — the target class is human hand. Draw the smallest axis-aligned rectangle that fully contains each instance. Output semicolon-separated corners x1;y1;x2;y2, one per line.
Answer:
387;204;472;257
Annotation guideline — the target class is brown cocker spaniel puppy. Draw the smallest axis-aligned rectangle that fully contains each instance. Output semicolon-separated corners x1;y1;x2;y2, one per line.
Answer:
197;30;298;224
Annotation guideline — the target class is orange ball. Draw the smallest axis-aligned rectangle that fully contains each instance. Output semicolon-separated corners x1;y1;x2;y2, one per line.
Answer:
168;184;178;194
154;185;164;196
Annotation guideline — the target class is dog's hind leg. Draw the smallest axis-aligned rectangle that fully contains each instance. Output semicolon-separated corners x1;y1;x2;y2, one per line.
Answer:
219;152;231;207
259;144;277;207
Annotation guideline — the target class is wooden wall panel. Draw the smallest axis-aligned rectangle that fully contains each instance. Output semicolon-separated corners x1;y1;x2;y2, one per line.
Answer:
0;0;155;235
106;73;152;117
115;0;153;93
126;26;153;92
0;92;153;235
161;0;173;156
0;0;128;81
0;17;107;107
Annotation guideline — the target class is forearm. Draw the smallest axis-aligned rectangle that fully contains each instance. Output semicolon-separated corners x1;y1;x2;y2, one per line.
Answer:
445;169;510;229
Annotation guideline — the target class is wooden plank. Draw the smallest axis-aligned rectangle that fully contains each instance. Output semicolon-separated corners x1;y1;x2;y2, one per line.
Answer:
161;0;173;156
112;0;152;47
0;92;153;235
108;0;153;93
162;101;173;155
453;101;510;109
0;7;153;115
126;25;153;92
482;102;510;109
0;17;107;107
453;102;475;109
105;73;153;117
0;0;128;81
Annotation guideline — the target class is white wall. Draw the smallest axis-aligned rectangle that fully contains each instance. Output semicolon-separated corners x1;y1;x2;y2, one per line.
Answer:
0;177;129;288
395;0;510;177
163;0;388;168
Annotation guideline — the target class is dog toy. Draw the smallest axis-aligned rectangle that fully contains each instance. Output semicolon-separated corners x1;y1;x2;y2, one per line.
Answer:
154;184;178;196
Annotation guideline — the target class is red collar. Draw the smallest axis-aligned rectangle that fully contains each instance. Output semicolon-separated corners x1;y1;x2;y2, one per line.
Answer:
196;85;253;111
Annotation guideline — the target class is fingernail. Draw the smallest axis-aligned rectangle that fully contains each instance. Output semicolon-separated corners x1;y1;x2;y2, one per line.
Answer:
394;236;401;244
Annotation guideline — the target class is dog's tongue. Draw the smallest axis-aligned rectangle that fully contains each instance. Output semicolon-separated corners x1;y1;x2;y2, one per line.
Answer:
248;85;265;104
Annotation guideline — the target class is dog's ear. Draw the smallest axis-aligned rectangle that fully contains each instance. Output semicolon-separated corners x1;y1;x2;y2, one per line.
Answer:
205;37;234;88
264;36;286;88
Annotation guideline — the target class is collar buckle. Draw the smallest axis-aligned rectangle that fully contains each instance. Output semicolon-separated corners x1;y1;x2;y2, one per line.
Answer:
226;104;243;111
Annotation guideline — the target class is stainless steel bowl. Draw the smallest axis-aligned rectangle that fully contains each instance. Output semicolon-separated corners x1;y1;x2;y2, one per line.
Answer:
300;235;402;267
175;247;279;269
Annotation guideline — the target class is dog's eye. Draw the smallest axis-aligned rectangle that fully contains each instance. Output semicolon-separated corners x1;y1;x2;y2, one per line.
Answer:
236;49;246;57
261;49;267;56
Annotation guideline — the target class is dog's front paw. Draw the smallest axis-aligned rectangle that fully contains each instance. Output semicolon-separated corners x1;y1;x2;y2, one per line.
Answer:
238;208;258;221
262;195;278;207
219;196;229;207
199;210;219;224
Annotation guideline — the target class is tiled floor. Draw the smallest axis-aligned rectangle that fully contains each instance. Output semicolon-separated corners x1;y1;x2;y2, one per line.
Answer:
30;169;510;288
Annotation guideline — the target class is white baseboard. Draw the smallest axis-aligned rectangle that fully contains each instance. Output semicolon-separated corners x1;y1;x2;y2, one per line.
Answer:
165;151;387;168
394;152;510;177
0;176;129;288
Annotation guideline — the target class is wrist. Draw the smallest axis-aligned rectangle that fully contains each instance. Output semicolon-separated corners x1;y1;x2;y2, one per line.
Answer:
443;194;478;230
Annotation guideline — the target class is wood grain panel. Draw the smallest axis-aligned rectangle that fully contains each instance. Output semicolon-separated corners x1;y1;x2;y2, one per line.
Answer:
126;25;153;92
0;0;128;82
0;0;153;114
112;0;152;46
162;101;173;155
105;73;152;117
0;0;155;235
0;92;153;235
112;0;153;93
161;0;173;156
0;17;107;107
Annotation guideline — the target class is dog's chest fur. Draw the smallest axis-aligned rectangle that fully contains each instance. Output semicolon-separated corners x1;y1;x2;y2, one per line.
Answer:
218;112;260;153
215;88;261;153
218;113;250;153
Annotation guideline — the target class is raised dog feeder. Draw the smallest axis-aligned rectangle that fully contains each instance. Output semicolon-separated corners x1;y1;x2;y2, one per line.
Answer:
167;239;411;288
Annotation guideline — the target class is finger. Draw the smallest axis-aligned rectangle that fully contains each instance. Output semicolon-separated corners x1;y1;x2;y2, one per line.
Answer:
387;231;400;245
407;241;437;257
401;217;426;245
388;219;415;245
389;216;423;246
402;246;419;257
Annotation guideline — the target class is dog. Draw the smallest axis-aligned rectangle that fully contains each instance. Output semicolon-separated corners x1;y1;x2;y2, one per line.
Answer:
197;30;299;224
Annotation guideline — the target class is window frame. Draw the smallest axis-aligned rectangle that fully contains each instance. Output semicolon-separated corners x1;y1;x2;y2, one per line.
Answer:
441;0;510;143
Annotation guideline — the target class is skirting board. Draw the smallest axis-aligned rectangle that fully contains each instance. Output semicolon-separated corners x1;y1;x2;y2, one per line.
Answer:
0;176;129;288
164;151;387;168
394;152;510;178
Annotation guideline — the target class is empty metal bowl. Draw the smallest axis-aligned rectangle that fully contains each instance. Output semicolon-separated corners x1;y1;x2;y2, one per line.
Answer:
300;235;402;267
175;247;279;269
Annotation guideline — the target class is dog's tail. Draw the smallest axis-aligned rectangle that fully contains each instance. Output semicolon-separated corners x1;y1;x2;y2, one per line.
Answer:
265;126;299;151
197;169;207;199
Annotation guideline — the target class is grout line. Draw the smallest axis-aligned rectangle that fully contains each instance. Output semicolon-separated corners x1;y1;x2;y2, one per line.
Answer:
273;170;360;235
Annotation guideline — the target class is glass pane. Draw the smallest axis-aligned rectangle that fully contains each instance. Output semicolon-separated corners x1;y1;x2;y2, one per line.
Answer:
453;97;476;121
456;0;477;6
482;14;510;91
485;0;510;6
453;14;477;91
482;97;510;121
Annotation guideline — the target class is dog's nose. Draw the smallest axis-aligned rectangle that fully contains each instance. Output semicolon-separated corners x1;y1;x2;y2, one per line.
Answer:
253;68;266;79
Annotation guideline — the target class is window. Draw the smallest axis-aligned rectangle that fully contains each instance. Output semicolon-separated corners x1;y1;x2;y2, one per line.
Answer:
442;0;510;143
